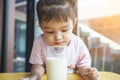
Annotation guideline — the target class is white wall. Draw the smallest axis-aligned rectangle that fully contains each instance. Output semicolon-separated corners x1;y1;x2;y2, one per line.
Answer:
78;0;120;20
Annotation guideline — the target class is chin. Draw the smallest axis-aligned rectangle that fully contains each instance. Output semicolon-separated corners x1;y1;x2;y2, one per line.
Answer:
52;43;67;46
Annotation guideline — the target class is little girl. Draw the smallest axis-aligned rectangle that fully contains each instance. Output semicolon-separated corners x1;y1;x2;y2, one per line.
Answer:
20;0;98;80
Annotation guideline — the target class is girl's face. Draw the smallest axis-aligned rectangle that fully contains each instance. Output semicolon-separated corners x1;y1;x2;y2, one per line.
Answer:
40;18;74;46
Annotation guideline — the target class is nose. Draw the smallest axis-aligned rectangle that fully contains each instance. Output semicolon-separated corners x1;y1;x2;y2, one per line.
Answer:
54;33;62;42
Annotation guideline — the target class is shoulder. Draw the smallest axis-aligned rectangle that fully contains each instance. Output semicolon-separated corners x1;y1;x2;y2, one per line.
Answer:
71;34;85;46
34;34;44;42
71;34;88;52
33;34;45;46
35;34;43;40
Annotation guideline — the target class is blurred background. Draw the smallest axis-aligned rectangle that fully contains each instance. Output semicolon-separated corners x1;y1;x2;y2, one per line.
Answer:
0;0;120;74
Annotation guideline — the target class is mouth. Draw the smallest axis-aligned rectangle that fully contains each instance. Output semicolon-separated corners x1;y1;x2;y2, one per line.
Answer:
54;42;66;45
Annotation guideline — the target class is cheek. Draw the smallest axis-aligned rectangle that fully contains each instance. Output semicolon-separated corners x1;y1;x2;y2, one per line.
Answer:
64;33;72;41
44;34;53;42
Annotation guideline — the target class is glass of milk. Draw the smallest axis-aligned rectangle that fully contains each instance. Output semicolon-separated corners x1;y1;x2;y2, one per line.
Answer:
45;46;68;80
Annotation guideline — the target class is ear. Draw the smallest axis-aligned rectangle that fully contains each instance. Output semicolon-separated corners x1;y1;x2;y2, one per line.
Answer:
73;18;77;26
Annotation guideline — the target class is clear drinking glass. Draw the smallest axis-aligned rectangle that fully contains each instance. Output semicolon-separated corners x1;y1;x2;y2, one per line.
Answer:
45;46;68;80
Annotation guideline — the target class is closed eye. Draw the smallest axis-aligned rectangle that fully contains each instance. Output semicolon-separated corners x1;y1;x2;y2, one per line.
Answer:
46;31;54;33
62;29;68;32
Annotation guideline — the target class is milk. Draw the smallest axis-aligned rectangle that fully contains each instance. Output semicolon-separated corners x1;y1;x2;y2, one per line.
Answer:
46;57;67;80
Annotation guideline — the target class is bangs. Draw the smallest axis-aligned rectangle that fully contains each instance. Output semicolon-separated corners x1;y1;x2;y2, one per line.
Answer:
37;2;75;23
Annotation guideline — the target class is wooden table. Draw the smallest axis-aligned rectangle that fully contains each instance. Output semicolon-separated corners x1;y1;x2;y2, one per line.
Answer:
0;71;120;80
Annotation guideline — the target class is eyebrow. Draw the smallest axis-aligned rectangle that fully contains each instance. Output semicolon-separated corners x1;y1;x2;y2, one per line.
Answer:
44;26;51;29
44;25;69;30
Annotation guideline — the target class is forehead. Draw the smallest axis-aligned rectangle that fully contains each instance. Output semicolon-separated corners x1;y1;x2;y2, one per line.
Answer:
40;18;73;28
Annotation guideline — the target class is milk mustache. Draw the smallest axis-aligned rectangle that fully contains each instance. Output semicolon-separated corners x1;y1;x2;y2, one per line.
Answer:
46;46;67;80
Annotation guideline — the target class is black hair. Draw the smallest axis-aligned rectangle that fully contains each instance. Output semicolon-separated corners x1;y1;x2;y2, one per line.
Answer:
36;0;76;23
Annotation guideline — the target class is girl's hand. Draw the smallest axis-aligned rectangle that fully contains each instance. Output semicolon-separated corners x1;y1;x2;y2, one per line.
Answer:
19;74;41;80
82;67;99;80
19;77;31;80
